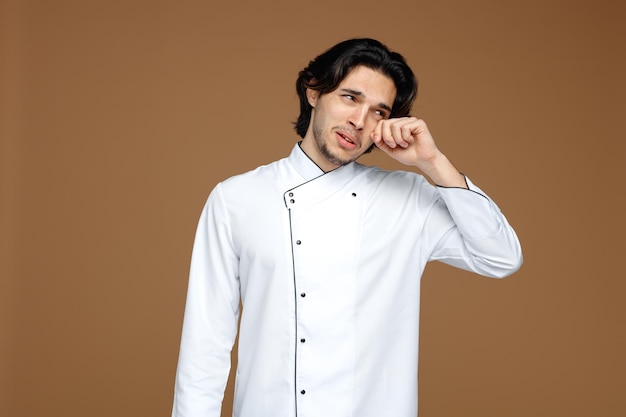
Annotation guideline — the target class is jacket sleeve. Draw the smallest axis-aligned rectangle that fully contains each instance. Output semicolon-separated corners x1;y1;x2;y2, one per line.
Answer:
172;183;241;417
426;177;523;278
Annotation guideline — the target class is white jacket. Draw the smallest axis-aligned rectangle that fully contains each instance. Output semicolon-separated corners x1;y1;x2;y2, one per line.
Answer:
172;144;522;417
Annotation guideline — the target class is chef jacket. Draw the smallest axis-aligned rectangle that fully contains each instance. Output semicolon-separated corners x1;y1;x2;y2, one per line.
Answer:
172;143;522;417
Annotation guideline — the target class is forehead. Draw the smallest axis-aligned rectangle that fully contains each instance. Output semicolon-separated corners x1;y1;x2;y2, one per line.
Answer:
338;66;397;106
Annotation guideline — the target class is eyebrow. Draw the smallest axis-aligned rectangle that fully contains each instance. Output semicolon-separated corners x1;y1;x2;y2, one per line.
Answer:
340;88;393;113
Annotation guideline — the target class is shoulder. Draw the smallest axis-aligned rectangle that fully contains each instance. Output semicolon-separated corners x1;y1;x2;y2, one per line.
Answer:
204;157;290;211
220;157;287;190
354;164;444;211
356;163;434;191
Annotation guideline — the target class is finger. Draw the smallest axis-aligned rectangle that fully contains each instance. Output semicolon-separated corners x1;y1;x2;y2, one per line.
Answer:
391;119;416;148
411;118;428;137
381;120;397;148
370;120;384;146
402;121;417;143
388;123;406;148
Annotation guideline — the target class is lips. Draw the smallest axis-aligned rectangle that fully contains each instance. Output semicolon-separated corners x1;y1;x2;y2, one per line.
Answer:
335;128;359;149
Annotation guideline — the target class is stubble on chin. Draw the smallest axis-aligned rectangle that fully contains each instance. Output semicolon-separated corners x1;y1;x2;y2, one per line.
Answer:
313;126;357;168
319;141;353;167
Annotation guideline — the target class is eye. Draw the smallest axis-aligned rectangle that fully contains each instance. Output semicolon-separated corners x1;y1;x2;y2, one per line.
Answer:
342;94;356;101
373;109;388;119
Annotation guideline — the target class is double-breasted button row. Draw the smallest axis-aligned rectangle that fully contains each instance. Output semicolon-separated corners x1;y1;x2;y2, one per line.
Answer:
284;191;296;205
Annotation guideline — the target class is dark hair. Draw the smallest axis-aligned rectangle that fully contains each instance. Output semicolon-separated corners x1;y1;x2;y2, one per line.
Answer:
294;38;418;138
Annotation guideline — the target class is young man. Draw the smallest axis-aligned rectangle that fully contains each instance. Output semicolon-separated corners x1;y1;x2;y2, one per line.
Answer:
172;38;522;417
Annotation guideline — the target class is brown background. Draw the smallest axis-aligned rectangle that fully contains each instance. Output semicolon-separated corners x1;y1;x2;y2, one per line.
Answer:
2;0;625;416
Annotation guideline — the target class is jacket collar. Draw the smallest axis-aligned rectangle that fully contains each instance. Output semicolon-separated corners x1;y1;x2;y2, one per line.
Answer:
289;142;361;181
284;143;362;205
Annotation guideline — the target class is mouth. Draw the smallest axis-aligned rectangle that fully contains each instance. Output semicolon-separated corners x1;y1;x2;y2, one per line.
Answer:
335;129;359;149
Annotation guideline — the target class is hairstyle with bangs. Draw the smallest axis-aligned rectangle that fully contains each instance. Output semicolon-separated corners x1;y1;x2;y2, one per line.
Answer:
294;38;418;138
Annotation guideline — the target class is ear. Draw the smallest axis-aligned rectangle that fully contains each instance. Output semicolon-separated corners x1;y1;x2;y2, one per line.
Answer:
306;88;319;107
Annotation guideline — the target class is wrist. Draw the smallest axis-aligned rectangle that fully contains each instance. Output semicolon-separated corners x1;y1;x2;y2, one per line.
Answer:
419;153;467;189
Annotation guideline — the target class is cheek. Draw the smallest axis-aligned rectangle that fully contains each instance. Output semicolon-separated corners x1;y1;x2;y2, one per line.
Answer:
360;129;375;149
362;118;380;140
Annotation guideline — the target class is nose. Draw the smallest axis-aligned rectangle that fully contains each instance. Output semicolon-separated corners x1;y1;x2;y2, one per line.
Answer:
348;106;368;131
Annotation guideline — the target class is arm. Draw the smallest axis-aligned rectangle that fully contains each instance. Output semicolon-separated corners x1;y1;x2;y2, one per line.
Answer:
427;178;523;278
372;118;522;277
172;184;241;417
371;117;467;188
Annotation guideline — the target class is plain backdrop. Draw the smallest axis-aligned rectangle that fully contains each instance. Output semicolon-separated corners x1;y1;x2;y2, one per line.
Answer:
2;0;624;416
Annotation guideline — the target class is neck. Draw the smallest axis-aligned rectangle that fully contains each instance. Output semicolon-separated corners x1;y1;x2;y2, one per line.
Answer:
299;137;339;173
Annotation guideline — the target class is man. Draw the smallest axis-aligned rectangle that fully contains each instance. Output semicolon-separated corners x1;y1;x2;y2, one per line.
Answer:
172;38;522;417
